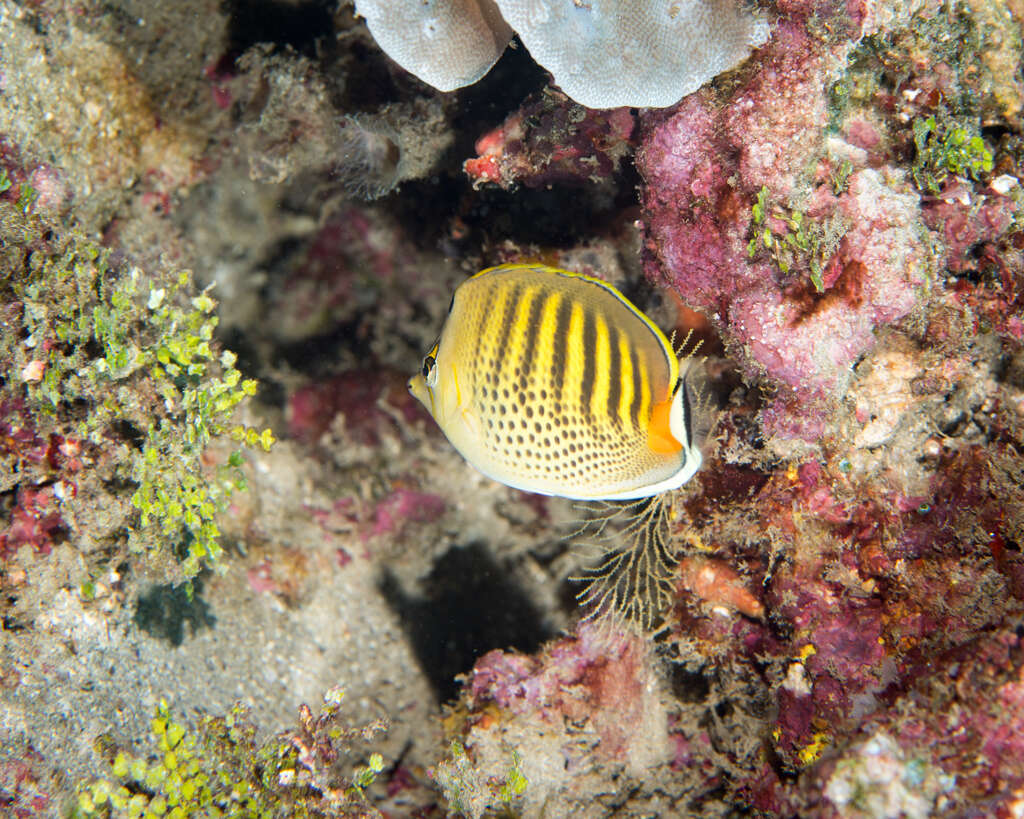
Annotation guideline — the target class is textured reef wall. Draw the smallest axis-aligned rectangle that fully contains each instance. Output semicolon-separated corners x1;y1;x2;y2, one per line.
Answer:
2;0;1024;817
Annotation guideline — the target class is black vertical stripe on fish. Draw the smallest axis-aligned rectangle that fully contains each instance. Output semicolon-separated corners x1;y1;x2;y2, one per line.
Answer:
681;374;693;447
494;284;521;373
579;308;597;420
550;294;572;403
519;289;547;387
606;325;623;427
628;341;643;429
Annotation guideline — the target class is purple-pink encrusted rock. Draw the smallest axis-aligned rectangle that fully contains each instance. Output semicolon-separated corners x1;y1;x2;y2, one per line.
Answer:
637;19;931;440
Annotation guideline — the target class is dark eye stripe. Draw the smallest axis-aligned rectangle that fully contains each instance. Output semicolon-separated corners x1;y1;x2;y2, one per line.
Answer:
422;355;435;377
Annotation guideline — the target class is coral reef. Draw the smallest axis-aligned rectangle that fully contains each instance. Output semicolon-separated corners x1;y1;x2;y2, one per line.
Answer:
787;626;1024;817
0;749;52;819
447;0;1024;814
638;0;1023;439
0;2;220;242
4;0;1024;816
240;51;453;199
640;14;920;438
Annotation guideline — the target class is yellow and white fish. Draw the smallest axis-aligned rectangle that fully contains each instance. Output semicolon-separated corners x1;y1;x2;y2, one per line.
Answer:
409;264;705;500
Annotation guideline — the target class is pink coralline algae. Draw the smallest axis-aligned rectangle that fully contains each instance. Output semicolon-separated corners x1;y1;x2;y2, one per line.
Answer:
1;401;84;559
922;180;1024;341
271;209;393;342
0;752;51;819
922;182;1016;274
246;560;278;595
694;428;1024;803
791;628;1024;817
287;368;426;447
638;19;931;440
466;623;665;763
366;488;446;539
436;623;672;816
1;486;64;559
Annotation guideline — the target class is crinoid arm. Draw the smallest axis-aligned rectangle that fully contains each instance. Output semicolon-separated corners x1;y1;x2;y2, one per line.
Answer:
570;495;678;633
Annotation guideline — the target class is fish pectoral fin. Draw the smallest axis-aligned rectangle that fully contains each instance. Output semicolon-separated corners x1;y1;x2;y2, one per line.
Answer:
460;405;481;438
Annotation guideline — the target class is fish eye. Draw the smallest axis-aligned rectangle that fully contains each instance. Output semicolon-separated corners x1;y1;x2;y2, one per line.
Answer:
422;354;438;387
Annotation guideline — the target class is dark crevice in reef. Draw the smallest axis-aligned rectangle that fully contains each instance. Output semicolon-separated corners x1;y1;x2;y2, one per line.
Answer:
465;179;638;247
273;317;376;378
385;173;640;260
379;542;554;703
472;155;640;251
667;664;712;704
223;0;336;59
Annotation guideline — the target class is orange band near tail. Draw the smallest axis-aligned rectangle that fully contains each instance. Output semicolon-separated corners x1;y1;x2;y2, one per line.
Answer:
648;398;682;455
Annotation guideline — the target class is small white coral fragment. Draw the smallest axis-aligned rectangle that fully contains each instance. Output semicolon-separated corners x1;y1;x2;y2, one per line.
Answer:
850;350;922;450
354;0;512;92
782;660;812;697
825;732;953;819
494;0;769;108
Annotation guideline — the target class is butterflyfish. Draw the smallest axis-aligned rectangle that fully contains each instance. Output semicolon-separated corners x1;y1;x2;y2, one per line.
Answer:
409;264;705;501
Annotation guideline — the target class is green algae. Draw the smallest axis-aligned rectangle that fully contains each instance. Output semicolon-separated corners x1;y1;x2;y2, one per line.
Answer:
0;200;273;581
72;694;386;819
